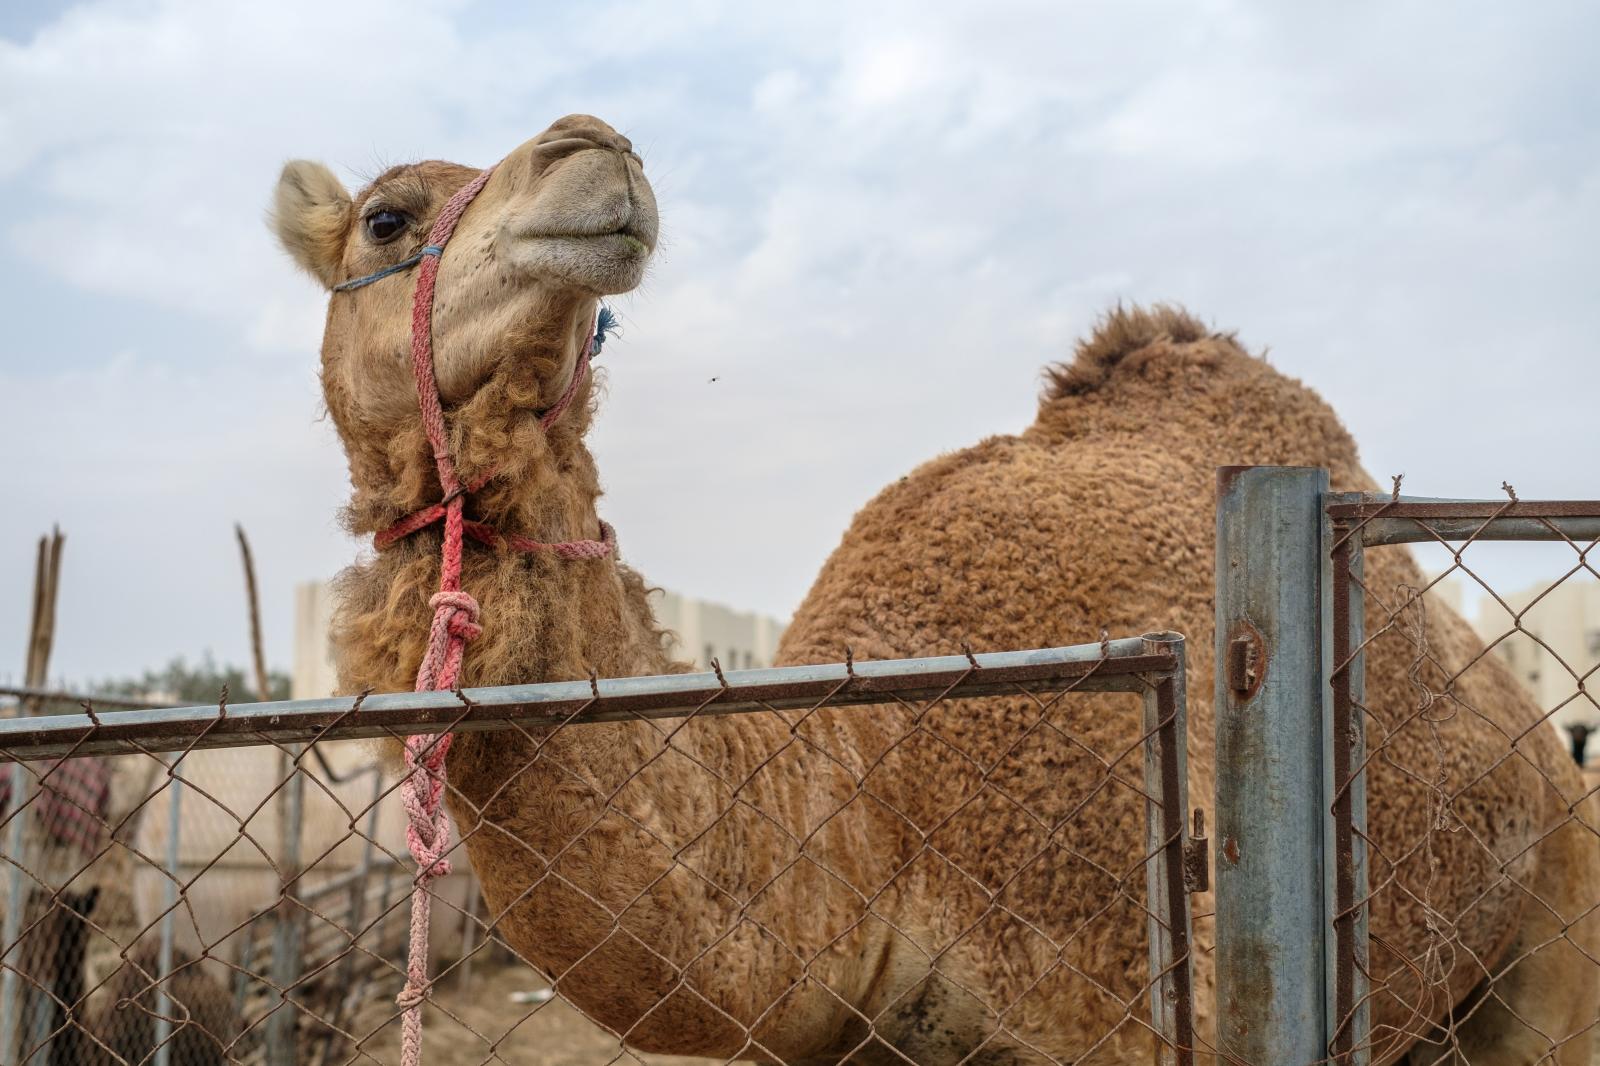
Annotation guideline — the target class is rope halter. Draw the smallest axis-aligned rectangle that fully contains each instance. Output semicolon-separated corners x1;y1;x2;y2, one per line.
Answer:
333;161;618;1063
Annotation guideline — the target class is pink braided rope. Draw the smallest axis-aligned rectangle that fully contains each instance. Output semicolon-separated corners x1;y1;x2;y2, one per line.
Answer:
395;166;502;1066
536;330;595;430
388;160;617;1066
408;166;497;503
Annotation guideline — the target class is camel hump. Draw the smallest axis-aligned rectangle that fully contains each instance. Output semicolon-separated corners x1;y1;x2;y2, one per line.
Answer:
1041;302;1249;401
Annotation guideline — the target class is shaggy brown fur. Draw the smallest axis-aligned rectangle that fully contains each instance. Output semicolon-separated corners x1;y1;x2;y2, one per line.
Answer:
778;304;1600;1063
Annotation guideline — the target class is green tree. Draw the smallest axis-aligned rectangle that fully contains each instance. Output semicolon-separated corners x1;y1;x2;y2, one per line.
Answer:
101;653;290;704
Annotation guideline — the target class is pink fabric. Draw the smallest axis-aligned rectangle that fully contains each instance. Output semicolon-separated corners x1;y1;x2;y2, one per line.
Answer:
0;756;110;856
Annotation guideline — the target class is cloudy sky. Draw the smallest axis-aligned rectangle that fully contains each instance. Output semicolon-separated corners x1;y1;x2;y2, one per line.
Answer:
1;0;1596;685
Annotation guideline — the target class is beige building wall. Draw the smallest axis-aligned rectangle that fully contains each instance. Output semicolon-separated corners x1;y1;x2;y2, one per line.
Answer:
1474;578;1600;735
292;580;340;700
649;589;787;671
292;580;789;698
127;742;456;962
1415;572;1599;759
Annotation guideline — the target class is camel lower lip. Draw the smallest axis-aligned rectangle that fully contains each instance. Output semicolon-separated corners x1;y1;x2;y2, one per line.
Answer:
530;232;651;257
581;232;651;257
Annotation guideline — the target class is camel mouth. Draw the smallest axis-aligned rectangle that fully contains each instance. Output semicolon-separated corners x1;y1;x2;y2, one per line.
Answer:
571;230;653;257
508;231;653;295
524;227;653;254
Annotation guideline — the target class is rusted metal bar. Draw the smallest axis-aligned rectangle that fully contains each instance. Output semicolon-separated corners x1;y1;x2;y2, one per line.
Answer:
1327;494;1600;545
1214;466;1329;1065
1140;632;1194;1066
0;642;1168;763
1325;513;1368;1064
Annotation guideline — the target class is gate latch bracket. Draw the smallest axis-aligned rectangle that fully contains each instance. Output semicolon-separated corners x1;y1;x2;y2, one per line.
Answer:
1184;808;1210;893
1225;624;1266;701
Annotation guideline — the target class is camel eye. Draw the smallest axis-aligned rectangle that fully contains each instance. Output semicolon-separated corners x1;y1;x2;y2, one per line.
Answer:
365;209;407;243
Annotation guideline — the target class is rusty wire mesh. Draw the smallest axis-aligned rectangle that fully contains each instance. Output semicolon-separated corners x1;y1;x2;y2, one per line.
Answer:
1327;492;1600;1065
0;641;1195;1066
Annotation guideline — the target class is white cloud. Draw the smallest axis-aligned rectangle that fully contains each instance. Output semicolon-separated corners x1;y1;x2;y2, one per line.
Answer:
1;0;1597;681
0;351;351;683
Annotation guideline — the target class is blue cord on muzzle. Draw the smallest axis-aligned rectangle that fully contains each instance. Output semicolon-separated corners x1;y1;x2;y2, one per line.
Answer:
593;305;619;354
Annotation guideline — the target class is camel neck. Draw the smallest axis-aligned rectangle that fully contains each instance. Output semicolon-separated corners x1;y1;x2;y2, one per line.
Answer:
343;298;607;540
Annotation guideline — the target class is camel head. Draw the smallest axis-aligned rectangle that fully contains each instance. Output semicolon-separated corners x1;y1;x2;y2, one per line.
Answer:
271;115;656;526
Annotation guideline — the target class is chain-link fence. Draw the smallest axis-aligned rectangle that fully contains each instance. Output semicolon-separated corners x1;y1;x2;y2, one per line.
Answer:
0;636;1197;1066
1325;491;1600;1065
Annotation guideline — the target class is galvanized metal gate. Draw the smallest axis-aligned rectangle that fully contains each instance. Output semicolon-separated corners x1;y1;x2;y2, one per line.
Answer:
1216;466;1600;1065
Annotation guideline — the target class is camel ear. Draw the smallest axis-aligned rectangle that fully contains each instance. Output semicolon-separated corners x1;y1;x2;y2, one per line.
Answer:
271;160;352;289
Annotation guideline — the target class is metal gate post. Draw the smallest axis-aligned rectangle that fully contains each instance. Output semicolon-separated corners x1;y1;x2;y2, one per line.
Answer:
1141;632;1195;1065
1214;466;1329;1064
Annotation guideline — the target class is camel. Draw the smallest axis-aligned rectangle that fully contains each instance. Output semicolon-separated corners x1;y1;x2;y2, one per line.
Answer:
776;304;1600;1063
273;115;978;1064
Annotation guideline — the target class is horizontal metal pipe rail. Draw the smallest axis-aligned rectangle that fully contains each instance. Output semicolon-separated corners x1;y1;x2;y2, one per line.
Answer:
1327;494;1600;545
0;639;1168;762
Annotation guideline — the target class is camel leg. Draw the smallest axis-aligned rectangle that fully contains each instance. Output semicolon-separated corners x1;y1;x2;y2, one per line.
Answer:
1403;818;1600;1065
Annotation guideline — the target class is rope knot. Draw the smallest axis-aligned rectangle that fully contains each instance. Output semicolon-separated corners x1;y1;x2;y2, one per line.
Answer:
430;590;483;641
396;982;430;1011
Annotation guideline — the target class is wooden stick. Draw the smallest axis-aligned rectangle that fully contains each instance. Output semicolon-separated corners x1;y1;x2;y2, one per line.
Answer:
22;528;64;715
235;524;272;702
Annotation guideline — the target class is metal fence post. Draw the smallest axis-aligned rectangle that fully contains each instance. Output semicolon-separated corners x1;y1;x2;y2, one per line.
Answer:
154;768;182;1066
267;759;305;1066
0;761;31;1066
1214;465;1329;1064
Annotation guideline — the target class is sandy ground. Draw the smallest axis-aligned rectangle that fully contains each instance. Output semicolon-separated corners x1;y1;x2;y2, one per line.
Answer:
343;962;733;1066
